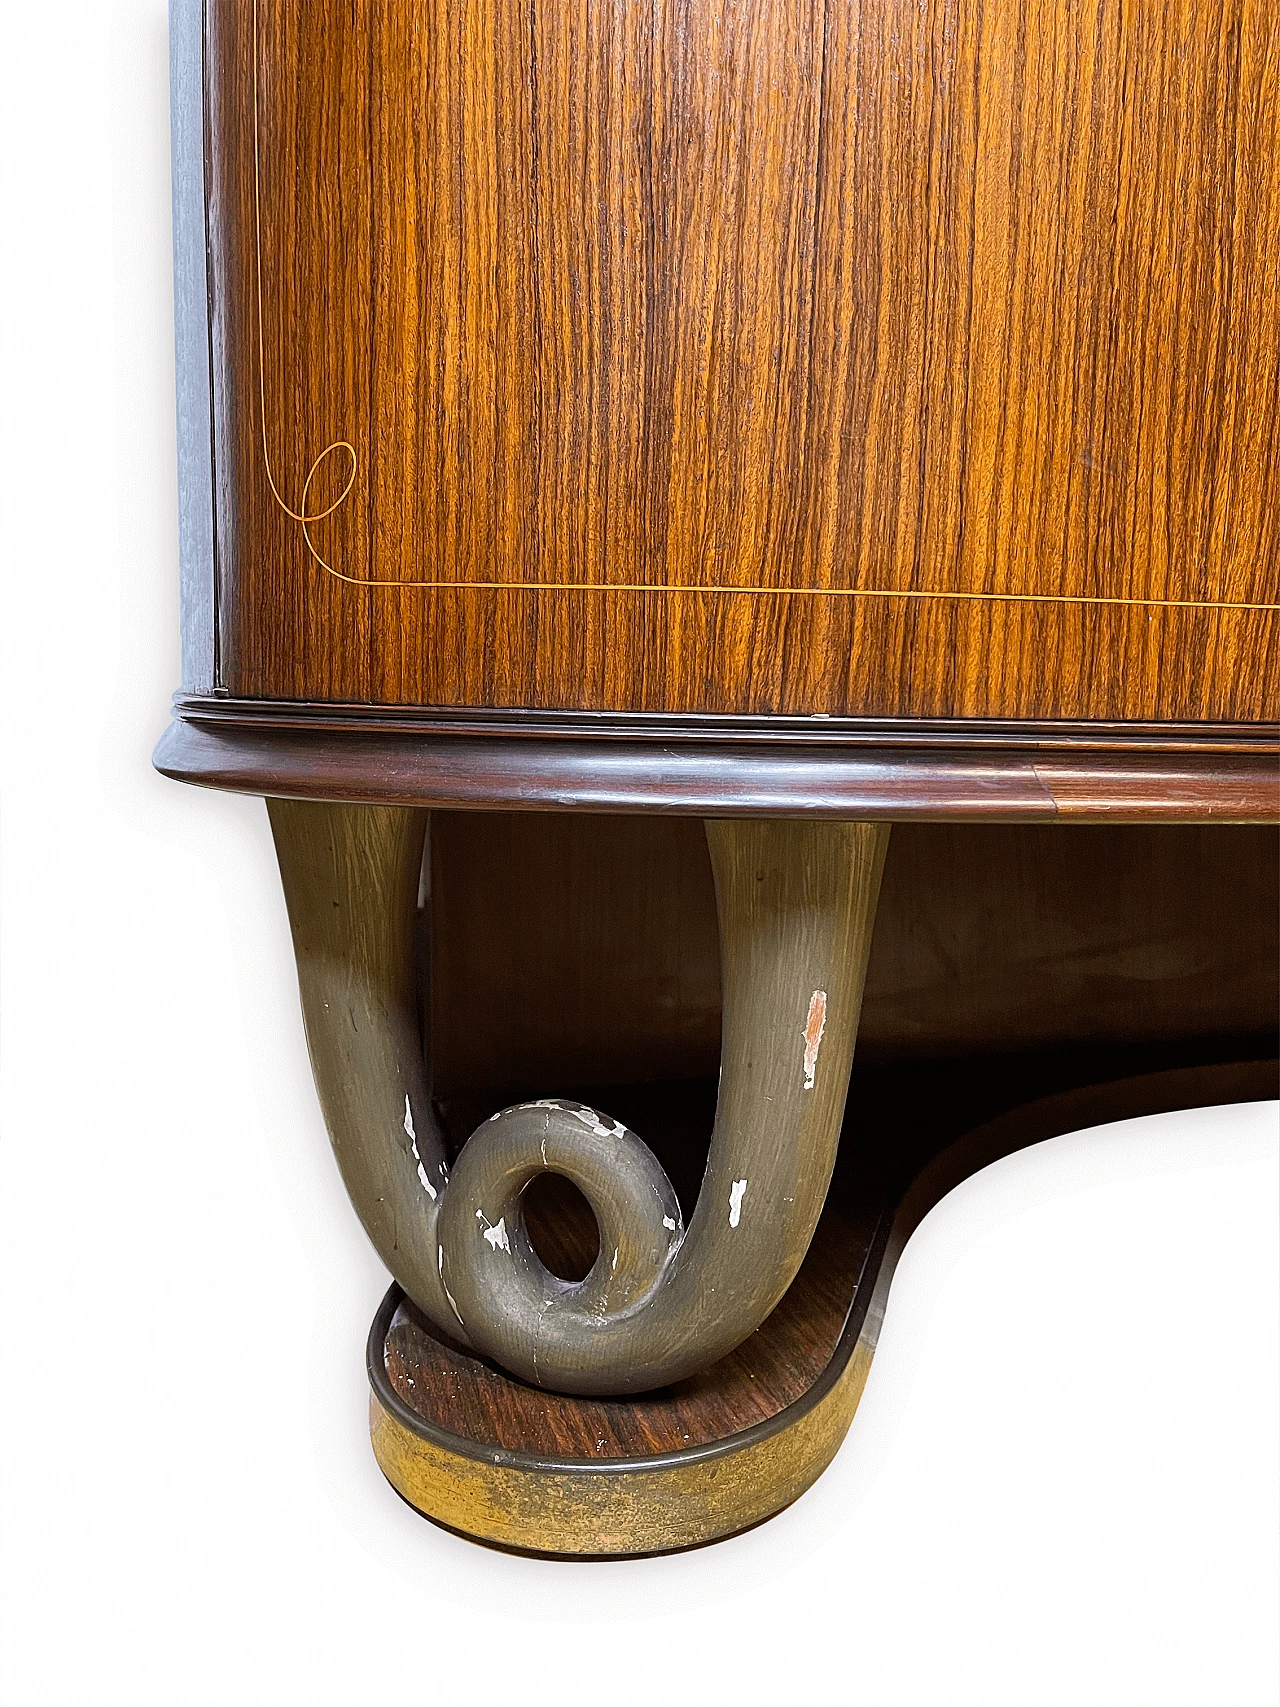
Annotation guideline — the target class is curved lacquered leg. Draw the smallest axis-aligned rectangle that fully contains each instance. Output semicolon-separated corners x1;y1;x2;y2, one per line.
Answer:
270;800;887;1396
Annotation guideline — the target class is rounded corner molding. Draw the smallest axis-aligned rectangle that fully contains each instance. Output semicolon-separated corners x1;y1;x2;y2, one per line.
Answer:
154;698;1280;823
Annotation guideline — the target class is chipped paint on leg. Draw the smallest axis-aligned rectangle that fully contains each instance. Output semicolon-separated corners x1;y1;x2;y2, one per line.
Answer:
802;989;828;1090
404;1094;439;1199
729;1178;747;1228
571;1106;627;1140
482;1216;511;1253
474;1206;511;1253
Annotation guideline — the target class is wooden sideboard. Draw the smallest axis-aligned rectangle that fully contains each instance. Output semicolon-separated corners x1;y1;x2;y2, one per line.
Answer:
156;0;1278;1554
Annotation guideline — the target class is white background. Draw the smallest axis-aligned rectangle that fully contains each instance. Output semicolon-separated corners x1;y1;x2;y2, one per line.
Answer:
1;5;1277;1702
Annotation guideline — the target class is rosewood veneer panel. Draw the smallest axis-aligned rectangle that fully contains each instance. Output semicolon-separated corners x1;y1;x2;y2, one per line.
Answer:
202;0;1280;719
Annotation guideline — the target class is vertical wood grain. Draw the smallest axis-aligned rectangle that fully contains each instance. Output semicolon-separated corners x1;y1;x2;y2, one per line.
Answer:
205;0;1280;718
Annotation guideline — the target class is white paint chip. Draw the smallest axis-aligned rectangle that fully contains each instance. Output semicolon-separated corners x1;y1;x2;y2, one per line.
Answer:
404;1095;438;1199
571;1106;626;1140
509;1099;627;1140
729;1179;748;1228
475;1208;511;1253
802;989;828;1090
662;1215;678;1232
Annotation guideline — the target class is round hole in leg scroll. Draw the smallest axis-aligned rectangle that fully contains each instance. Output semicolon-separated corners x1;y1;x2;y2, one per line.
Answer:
519;1172;601;1283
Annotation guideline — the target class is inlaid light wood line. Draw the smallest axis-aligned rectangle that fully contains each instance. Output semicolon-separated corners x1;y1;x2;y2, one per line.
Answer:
251;0;355;574
249;0;1277;617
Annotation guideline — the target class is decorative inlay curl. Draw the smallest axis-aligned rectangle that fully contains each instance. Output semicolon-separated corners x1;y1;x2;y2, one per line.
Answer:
251;0;355;581
249;0;1276;615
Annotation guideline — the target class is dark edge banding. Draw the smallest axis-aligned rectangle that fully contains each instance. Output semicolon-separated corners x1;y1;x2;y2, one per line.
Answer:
167;695;1280;750
169;0;218;692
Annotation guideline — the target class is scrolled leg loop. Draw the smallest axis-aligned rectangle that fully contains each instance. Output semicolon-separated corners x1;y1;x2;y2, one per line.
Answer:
438;1099;683;1384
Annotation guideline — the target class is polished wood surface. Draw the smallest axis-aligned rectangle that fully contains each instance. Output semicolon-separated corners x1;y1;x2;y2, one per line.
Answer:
428;817;1279;1099
198;0;1279;720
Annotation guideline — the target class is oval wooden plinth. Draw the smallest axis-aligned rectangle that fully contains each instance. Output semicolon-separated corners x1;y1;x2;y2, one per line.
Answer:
369;1315;879;1559
368;1058;1276;1557
368;1179;889;1557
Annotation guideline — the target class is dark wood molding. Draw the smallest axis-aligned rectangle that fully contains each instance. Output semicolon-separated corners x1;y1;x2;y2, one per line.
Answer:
154;696;1280;821
165;694;1280;750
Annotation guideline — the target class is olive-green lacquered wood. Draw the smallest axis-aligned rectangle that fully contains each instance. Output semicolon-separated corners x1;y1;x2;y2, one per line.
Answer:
268;801;458;1332
270;800;887;1395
